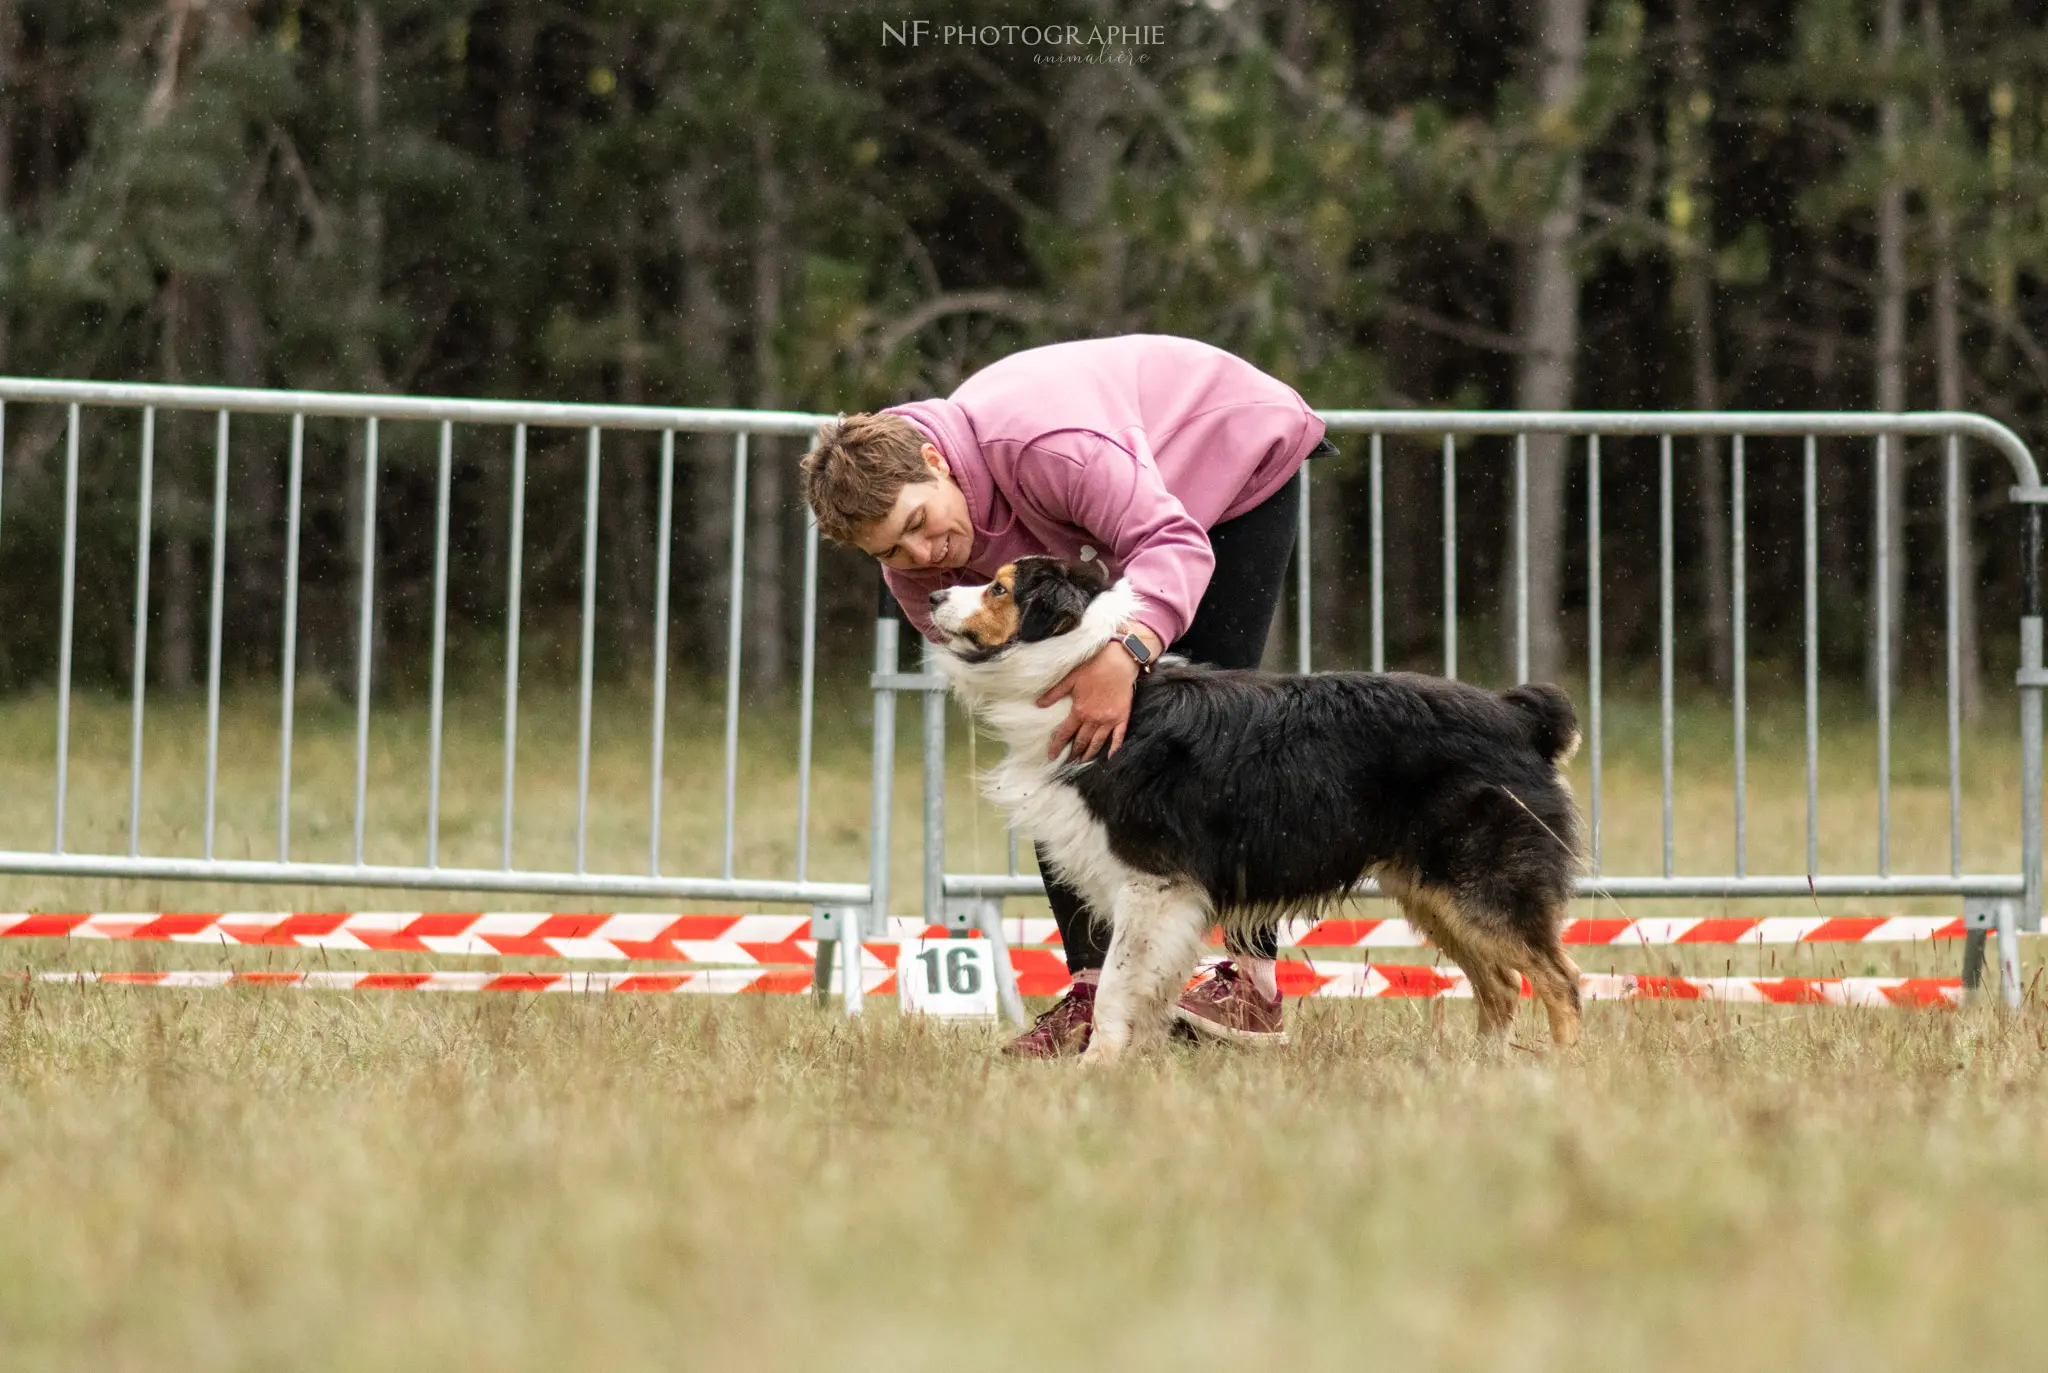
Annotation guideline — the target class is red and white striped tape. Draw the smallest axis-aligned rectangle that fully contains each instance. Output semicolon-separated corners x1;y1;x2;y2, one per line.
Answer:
0;911;1971;963
30;965;1964;1007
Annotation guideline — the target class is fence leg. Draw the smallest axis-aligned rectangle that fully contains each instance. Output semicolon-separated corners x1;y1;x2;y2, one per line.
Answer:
1960;929;1987;994
950;896;1027;1027
923;642;947;937
812;905;867;1012
2016;504;2043;1007
867;583;902;1016
812;934;837;1008
1965;897;2022;1008
1998;899;2023;1010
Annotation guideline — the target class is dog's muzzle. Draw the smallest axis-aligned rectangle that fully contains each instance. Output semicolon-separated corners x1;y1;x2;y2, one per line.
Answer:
927;583;985;645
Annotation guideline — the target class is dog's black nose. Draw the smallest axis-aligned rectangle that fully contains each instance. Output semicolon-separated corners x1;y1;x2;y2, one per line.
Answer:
928;589;947;608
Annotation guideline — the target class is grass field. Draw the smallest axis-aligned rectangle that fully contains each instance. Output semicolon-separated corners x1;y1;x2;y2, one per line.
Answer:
0;680;2043;1369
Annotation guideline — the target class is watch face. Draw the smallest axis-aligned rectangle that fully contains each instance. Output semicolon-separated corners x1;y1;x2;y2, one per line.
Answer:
1124;633;1152;663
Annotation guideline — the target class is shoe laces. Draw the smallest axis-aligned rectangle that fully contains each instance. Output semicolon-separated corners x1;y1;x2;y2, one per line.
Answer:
1034;982;1092;1028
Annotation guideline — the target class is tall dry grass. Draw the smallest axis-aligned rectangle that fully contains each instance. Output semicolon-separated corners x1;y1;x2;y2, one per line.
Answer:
3;988;2047;1370
0;682;2041;1370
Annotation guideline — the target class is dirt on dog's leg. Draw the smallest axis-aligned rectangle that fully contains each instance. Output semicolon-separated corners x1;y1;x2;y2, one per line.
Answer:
1086;881;1210;1064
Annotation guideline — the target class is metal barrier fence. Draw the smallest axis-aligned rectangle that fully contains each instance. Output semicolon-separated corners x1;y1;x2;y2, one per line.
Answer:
1;385;2040;1015
908;413;2045;1009
0;378;879;994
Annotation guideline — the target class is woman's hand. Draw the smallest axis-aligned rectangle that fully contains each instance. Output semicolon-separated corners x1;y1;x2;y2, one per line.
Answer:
1038;643;1140;761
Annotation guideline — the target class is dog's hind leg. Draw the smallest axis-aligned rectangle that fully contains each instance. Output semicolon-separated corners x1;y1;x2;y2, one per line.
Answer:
1454;944;1522;1046
1520;922;1584;1050
1474;958;1527;1043
1380;868;1520;1045
1086;879;1211;1064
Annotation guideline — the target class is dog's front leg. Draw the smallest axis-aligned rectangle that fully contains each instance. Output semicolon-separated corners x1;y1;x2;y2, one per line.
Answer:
1084;879;1210;1064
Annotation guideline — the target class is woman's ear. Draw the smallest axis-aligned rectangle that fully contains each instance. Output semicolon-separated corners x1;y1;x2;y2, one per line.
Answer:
922;443;949;479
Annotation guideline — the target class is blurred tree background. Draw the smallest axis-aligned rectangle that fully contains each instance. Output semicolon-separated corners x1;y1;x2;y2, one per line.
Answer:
2;0;2046;706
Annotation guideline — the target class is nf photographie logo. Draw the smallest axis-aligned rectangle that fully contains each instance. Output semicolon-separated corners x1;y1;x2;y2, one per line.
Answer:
881;20;1166;62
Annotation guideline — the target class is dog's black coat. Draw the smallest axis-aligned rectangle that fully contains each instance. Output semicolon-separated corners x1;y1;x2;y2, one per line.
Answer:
1068;663;1581;931
936;556;1589;1046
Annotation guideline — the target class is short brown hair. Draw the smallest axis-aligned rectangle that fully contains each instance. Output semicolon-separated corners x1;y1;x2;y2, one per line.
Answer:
800;412;933;545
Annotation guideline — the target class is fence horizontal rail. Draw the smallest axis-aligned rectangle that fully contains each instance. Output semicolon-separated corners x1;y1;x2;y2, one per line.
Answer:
1315;409;2044;488
942;874;2028;900
0;377;833;436
0;853;865;905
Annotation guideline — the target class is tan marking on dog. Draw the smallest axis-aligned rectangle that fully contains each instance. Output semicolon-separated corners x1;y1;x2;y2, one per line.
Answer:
1375;862;1582;1051
957;564;1021;647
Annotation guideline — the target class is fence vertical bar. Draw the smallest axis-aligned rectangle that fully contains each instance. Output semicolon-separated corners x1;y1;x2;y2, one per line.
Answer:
1514;432;1529;684
649;430;675;876
1370;433;1385;672
1876;436;1893;876
0;399;6;541
1443;434;1458;680
202;410;229;861
862;583;901;1016
128;408;156;857
923;641;945;926
1944;434;1963;877
722;433;749;880
1296;461;1311;674
501;425;527;870
353;418;378;866
53;404;80;854
2017;503;2042;963
1587;434;1602;875
277;413;304;862
425;421;453;867
1660;433;1674;879
795;515;820;883
1804;436;1820;878
575;427;601;875
1732;435;1748;878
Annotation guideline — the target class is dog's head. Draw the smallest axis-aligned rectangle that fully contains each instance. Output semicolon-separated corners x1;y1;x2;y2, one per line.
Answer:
929;556;1118;666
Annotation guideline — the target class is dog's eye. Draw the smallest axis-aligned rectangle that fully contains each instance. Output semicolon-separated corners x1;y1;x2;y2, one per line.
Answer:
988;584;1007;598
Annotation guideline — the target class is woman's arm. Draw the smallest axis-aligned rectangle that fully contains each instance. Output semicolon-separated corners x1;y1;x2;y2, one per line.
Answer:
1006;429;1213;651
1007;431;1200;760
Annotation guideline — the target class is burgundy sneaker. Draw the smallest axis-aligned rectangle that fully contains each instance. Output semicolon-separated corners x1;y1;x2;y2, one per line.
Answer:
1001;980;1096;1059
1174;961;1288;1046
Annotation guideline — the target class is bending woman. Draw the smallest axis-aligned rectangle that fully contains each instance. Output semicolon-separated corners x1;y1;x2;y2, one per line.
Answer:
800;334;1329;1057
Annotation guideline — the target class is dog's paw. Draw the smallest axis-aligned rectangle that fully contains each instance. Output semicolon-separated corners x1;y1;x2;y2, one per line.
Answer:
1078;1031;1130;1068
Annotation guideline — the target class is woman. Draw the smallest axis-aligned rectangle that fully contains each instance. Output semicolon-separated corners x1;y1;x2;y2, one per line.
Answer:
801;334;1328;1057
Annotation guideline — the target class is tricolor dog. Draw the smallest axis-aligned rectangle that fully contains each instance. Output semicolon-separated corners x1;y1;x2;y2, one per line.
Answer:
929;556;1586;1061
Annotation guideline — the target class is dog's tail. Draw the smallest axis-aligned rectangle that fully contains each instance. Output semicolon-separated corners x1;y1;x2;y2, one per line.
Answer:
1500;683;1581;765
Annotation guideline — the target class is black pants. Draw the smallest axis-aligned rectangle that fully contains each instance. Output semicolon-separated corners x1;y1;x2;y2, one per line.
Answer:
1042;467;1303;973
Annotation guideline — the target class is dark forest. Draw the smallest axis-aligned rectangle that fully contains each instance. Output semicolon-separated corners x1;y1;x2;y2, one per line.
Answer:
4;0;2047;707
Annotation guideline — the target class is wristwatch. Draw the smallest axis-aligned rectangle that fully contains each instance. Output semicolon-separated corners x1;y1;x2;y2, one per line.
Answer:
1116;630;1156;674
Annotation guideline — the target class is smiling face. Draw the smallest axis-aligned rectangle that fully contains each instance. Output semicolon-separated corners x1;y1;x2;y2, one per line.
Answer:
852;444;974;572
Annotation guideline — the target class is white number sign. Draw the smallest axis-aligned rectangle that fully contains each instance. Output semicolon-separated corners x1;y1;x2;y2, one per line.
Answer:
897;938;998;1019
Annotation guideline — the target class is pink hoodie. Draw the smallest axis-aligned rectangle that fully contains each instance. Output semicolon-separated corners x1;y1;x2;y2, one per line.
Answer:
880;335;1324;646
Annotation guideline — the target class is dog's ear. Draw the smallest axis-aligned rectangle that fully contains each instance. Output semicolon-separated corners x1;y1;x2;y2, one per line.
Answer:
1070;557;1112;592
1013;559;1096;643
1018;585;1084;642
